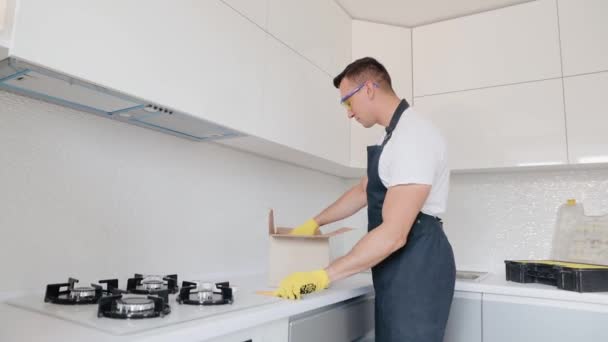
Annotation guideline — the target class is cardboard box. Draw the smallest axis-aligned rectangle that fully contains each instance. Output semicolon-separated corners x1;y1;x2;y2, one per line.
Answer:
268;209;353;286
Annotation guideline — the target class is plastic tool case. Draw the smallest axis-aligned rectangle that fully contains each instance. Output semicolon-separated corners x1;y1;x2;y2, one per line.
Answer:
505;199;608;292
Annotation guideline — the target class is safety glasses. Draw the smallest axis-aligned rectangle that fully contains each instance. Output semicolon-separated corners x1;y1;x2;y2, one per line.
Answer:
339;82;379;110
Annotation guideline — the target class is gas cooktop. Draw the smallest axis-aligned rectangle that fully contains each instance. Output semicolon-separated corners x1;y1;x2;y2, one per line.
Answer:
7;274;281;335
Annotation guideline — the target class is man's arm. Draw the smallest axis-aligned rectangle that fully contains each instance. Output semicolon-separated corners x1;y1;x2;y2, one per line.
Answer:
325;183;431;282
313;176;368;226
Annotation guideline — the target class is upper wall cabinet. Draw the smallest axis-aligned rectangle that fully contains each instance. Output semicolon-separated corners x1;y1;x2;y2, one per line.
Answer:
11;0;266;135
414;79;567;170
558;0;608;76
413;0;562;97
267;0;351;76
260;36;350;166
6;0;355;176
563;71;608;164
350;20;412;169
222;0;268;29
352;20;412;102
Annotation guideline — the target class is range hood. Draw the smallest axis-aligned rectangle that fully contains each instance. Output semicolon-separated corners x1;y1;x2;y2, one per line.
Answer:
0;57;243;141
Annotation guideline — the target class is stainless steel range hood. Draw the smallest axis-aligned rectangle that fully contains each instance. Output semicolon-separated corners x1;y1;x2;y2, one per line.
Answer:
0;57;243;141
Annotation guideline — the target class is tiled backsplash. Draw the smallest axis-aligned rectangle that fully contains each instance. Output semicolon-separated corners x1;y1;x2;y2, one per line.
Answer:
327;168;608;275
444;168;608;273
0;91;352;292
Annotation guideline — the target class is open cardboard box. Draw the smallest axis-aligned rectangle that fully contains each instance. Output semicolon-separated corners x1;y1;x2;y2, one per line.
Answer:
268;209;353;286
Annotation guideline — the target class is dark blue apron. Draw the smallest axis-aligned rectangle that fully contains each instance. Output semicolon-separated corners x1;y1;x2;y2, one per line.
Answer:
367;99;456;342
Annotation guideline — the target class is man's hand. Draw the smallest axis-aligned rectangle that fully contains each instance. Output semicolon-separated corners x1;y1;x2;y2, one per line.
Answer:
273;269;330;300
289;218;320;236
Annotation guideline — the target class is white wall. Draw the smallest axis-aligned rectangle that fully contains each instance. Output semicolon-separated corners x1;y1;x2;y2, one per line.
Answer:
444;168;608;273
0;91;357;292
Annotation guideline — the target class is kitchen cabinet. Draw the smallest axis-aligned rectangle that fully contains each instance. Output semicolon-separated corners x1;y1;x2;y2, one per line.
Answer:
207;318;288;342
563;72;608;164
351;21;412;103
289;295;374;342
350;20;412;169
327;0;353;78
11;0;266;136
223;0;268;29
267;0;351;76
443;291;482;342
0;0;15;49
483;293;608;341
6;0;355;176
259;35;350;166
414;79;567;170
558;0;608;76
413;0;561;97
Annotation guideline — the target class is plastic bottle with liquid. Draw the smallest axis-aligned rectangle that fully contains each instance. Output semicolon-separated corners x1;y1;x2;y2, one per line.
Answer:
551;199;584;262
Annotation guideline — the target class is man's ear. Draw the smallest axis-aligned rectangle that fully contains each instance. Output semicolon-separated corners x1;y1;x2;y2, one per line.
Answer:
366;81;376;99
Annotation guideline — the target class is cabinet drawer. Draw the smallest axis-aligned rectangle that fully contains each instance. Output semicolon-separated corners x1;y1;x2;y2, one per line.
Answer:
289;295;374;342
483;294;608;341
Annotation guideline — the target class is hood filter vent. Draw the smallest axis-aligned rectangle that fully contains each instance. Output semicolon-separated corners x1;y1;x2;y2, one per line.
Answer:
0;57;242;141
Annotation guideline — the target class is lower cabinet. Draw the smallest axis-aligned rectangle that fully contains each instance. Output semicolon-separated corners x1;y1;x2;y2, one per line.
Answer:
443;291;482;342
289;295;375;342
483;294;608;342
206;318;288;342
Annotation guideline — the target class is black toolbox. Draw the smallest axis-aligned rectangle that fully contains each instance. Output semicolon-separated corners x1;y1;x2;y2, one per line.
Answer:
505;260;608;293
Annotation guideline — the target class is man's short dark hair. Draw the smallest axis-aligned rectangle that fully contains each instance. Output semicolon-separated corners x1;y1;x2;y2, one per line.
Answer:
333;57;393;91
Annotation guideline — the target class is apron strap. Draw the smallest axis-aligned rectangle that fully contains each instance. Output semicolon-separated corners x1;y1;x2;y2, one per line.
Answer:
381;99;409;146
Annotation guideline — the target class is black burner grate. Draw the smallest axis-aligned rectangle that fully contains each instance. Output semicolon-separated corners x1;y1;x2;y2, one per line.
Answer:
177;281;233;306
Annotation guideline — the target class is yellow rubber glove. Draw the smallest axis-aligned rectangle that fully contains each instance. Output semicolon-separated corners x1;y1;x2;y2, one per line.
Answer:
273;269;330;300
289;218;320;236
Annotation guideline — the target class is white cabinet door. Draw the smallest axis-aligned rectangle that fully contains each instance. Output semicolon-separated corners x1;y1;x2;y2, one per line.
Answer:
413;0;561;97
483;294;608;341
222;0;268;29
207;318;288;342
443;291;482;342
261;318;290;342
352;20;412;101
0;0;16;48
558;0;608;76
11;0;266;135
267;0;351;75
261;36;349;165
350;20;412;168
414;79;567;170
289;295;374;342
328;0;352;77
563;71;608;164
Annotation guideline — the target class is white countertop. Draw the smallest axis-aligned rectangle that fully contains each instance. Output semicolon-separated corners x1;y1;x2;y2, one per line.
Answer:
456;272;608;305
0;273;374;342
2;271;608;342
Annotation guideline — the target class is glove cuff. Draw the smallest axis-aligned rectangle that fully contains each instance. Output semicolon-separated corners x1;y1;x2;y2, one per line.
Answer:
313;269;330;289
307;218;320;230
290;218;320;235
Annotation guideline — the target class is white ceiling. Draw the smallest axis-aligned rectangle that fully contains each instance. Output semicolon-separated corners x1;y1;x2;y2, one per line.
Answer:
335;0;536;27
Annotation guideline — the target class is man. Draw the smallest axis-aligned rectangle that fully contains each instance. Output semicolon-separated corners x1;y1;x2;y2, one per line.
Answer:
273;57;455;342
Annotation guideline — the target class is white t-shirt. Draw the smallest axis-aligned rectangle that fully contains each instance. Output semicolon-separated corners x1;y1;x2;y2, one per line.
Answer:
377;106;449;216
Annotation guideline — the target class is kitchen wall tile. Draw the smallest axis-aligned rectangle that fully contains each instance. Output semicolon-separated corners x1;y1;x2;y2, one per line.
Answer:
0;91;352;292
445;169;608;273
